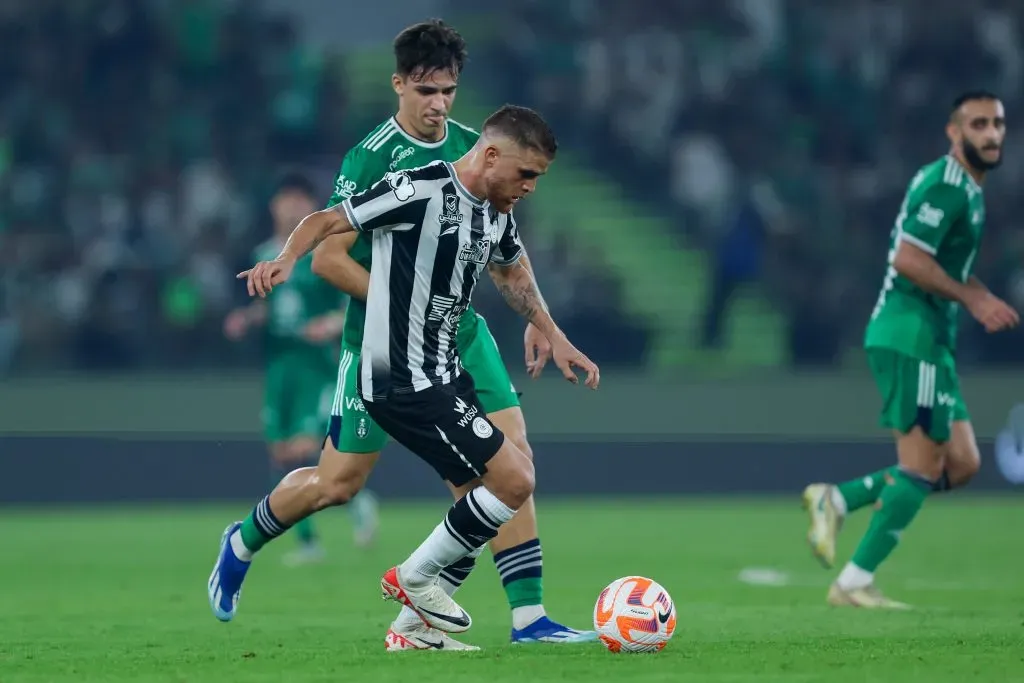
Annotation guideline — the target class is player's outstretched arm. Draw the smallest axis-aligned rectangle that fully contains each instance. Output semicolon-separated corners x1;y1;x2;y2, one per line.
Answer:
894;242;1019;332
238;207;355;298
311;232;370;300
488;260;599;389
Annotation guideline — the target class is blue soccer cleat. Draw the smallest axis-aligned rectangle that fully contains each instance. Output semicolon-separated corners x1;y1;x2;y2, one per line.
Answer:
208;522;251;622
510;616;599;644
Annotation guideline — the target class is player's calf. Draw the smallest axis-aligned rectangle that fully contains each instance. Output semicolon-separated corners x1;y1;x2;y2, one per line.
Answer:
832;427;937;604
944;420;981;488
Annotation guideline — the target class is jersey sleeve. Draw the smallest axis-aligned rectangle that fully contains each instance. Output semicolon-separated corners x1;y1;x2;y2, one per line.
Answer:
899;182;968;255
326;147;379;208
340;171;428;233
490;212;524;265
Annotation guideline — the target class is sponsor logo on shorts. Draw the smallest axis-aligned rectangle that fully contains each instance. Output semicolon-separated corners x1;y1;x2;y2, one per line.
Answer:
453;396;479;429
472;416;493;439
356;417;369;439
345;396;367;413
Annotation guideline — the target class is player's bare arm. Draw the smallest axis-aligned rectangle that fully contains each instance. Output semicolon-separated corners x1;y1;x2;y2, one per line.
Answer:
515;250;553;377
488;259;599;389
302;310;347;343
238;207;355;298
223;300;267;339
894;241;1019;332
311;232;370;301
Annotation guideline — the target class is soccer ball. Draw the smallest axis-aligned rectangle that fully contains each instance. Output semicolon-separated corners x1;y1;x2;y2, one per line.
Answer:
593;576;676;653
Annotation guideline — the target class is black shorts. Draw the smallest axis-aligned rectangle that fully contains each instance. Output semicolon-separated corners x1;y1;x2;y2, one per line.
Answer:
361;372;506;487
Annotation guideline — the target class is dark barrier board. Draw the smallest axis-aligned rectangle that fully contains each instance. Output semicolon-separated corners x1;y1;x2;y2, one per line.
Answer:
0;437;1021;504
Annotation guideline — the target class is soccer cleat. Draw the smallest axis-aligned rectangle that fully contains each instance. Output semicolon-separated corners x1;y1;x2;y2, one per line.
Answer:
380;566;472;633
350;490;380;548
510;616;599;644
281;543;326;567
208;522;251;622
802;483;843;568
827;582;911;609
385;624;480;652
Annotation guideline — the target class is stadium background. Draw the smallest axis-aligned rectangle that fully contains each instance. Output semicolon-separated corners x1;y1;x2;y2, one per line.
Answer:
1;0;1023;499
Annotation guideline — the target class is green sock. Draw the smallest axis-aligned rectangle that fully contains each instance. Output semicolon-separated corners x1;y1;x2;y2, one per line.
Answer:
849;469;930;573
493;539;544;609
238;495;288;553
838;466;953;513
837;466;898;513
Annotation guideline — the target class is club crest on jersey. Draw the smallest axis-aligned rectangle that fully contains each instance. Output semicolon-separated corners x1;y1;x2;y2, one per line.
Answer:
459;239;490;265
439;192;463;229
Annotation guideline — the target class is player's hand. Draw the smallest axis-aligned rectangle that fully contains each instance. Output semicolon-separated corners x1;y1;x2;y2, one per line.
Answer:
965;290;1019;333
238;257;295;298
302;316;343;343
223;309;249;340
524;323;551;379
550;336;600;389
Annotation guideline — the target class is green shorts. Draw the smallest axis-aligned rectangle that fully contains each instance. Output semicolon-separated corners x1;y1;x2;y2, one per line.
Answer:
330;314;520;454
262;355;335;443
866;347;970;444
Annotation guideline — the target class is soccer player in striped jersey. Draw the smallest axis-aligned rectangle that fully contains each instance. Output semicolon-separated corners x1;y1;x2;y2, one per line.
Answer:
801;91;1019;608
209;20;597;649
239;104;600;644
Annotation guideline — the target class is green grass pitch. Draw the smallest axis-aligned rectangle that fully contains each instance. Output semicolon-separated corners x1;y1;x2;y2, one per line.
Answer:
2;497;1023;682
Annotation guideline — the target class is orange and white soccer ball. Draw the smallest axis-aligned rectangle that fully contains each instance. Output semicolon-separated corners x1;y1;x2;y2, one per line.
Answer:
593;576;676;653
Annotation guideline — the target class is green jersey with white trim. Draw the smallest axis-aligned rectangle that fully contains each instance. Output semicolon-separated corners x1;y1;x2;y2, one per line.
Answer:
325;117;480;350
865;155;986;361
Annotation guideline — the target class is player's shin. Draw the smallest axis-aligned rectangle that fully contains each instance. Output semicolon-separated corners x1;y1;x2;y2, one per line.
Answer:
399;487;517;586
838;468;930;590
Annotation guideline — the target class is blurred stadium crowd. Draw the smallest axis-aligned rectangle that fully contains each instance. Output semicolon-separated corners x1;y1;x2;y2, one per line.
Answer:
4;0;1024;375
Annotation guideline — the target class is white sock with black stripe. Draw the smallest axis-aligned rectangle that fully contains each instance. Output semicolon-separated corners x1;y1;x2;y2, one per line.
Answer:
399;487;515;587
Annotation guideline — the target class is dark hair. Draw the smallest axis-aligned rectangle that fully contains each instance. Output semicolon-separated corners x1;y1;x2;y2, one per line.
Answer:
952;90;1000;113
393;19;467;80
273;170;317;200
482;104;558;159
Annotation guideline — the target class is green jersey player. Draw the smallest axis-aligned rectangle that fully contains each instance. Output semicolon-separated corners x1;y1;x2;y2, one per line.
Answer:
209;20;596;649
801;91;1019;608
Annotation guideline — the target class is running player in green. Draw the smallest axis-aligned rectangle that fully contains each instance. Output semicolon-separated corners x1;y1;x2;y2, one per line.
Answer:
209;20;595;649
801;91;1019;608
222;172;378;564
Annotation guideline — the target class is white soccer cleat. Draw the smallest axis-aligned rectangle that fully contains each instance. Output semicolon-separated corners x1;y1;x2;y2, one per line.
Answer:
827;582;911;609
380;566;472;633
802;483;844;568
385;623;480;652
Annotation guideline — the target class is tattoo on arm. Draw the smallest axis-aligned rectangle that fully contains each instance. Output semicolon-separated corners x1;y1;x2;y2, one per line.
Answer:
493;263;542;321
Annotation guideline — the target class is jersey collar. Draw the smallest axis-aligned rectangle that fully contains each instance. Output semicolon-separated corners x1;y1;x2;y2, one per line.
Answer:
444;162;485;208
946;154;983;194
391;116;449;149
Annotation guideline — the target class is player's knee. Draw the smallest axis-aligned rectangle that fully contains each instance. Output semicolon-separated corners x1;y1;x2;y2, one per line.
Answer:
505;455;536;509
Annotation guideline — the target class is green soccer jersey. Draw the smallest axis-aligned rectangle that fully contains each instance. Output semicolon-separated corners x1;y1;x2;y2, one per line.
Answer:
325;116;480;349
865;155;986;361
253;239;347;365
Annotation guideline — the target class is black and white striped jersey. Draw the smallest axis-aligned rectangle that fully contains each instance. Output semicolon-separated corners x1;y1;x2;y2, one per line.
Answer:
339;160;523;401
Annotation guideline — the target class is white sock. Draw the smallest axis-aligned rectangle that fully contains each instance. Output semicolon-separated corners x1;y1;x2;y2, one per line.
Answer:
836;562;873;590
512;604;547;631
229;530;253;562
400;487;516;586
830;486;848;516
